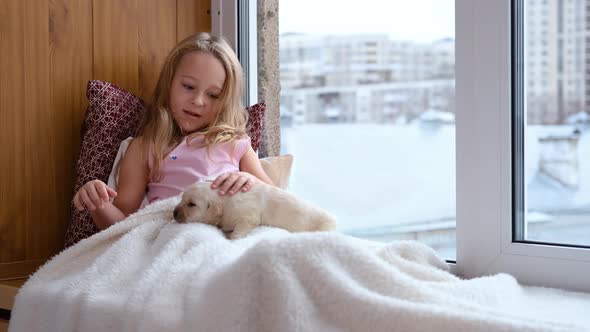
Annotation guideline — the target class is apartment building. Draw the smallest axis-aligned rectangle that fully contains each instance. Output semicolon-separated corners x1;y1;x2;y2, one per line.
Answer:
281;0;590;126
527;0;588;124
280;34;455;125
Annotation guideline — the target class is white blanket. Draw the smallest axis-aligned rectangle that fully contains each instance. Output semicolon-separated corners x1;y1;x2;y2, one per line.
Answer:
9;197;590;332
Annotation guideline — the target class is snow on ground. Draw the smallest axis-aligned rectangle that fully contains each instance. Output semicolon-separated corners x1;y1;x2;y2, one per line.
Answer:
281;123;590;234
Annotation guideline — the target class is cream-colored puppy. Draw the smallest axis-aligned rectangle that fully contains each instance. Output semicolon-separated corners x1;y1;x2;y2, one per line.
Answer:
173;181;337;239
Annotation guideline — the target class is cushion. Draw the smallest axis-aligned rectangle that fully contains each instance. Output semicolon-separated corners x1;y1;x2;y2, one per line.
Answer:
64;80;145;248
64;80;267;248
259;154;294;190
245;103;265;152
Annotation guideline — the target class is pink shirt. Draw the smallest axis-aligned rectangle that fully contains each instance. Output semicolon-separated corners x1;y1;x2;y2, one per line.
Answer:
147;136;250;202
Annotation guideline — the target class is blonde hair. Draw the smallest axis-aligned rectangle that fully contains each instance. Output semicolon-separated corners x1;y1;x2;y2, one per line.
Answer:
140;32;248;180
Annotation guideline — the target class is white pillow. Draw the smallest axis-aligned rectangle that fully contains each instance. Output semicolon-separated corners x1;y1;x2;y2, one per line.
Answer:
259;154;294;189
107;137;294;201
107;137;134;192
107;137;150;207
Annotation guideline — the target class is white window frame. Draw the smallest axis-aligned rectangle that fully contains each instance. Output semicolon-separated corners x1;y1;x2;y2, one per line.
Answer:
211;0;258;106
456;0;590;292
229;0;590;292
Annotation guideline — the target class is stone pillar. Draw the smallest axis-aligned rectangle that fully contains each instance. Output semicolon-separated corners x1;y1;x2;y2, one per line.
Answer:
257;0;280;157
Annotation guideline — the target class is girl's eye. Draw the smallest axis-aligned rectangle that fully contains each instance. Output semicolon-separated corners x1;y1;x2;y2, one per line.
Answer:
182;84;194;90
188;202;196;207
208;93;219;99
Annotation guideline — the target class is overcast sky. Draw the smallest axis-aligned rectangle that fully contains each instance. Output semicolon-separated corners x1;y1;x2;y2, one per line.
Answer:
279;0;455;42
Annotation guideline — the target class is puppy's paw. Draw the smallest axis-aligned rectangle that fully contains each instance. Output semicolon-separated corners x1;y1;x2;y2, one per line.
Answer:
228;231;244;240
222;230;233;239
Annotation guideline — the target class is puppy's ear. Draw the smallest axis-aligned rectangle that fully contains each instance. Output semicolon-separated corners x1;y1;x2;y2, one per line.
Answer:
207;199;223;219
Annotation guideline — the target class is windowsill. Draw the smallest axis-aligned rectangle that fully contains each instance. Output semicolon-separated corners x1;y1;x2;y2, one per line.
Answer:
0;279;26;311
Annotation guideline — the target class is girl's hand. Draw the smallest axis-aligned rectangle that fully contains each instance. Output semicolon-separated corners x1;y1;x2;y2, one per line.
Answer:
211;171;258;196
73;180;118;211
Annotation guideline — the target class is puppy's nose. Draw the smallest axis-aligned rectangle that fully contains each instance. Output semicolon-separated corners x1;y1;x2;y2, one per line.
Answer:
173;208;179;220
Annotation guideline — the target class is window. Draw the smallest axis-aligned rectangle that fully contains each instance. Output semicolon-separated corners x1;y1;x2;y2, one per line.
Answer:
522;0;590;251
279;0;457;260
210;0;258;106
228;0;590;292
456;0;590;292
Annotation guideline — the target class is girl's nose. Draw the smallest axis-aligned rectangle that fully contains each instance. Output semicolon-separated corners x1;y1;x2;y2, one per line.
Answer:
192;94;205;106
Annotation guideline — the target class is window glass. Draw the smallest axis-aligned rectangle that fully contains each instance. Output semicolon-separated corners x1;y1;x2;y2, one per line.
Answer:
523;0;590;247
279;0;457;259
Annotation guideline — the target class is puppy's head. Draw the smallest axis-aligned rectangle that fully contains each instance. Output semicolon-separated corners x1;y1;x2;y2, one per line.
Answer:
173;182;223;225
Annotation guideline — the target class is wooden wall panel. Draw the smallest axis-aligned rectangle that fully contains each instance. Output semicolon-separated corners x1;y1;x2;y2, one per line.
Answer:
0;0;58;271
0;0;210;280
0;0;26;263
49;0;93;255
177;0;211;42
93;0;140;96
138;1;177;101
23;0;54;260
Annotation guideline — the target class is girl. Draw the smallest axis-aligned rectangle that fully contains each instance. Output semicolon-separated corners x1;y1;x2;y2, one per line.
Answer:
73;32;273;230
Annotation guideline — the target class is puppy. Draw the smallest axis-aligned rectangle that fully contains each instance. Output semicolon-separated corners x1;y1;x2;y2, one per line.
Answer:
173;181;337;239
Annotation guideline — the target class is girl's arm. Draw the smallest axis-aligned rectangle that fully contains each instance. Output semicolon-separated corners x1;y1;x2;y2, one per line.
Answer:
211;145;274;196
90;137;149;230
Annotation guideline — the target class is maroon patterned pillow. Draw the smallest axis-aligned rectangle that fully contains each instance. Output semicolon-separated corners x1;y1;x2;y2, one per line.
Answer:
64;80;266;248
246;102;265;151
64;80;145;248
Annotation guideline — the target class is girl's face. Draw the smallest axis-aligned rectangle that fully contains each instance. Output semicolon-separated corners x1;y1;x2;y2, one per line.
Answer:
169;51;226;134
